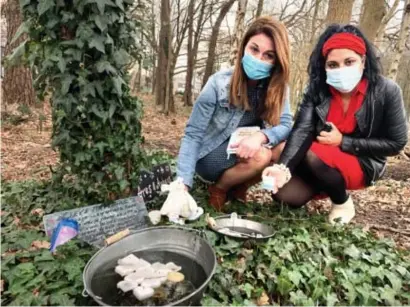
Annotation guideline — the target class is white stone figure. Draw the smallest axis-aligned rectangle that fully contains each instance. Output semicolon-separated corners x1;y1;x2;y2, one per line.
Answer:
158;177;203;224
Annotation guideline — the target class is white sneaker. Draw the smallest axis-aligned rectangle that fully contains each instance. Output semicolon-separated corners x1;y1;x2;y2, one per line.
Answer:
328;196;355;225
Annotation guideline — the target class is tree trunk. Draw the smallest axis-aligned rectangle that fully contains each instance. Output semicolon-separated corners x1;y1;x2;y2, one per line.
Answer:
183;0;196;106
325;0;354;25
137;59;142;92
388;0;410;81
155;0;171;109
2;0;35;106
374;0;401;48
309;0;322;46
150;0;156;94
359;0;386;43
202;0;237;87
256;0;263;17
151;51;156;94
193;0;206;65
229;0;248;66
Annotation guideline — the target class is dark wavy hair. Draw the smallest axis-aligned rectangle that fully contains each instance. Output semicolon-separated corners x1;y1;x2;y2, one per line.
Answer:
307;24;382;98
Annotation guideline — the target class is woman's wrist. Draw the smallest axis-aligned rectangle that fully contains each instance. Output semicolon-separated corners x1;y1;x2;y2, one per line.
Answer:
272;163;292;183
254;131;269;145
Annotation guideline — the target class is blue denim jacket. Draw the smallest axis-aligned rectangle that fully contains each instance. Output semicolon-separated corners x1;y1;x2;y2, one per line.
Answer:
176;68;293;187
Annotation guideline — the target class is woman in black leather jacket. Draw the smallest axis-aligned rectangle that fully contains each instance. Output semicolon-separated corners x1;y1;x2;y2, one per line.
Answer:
263;24;408;224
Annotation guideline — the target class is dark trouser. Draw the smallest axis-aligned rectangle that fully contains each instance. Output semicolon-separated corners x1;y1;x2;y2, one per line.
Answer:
273;150;348;207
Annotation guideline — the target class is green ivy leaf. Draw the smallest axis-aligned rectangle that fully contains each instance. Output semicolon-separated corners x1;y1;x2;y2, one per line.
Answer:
58;57;66;73
9;292;36;306
325;292;339;306
108;104;116;119
49;293;75;306
395;265;408;277
112;76;124;96
114;167;124;180
46;16;59;29
6;40;27;65
343;281;357;304
38;0;56;15
61;75;75;95
288;270;303;287
89;35;106;53
379;285;399;306
113;49;130;66
87;0;116;14
34;250;55;262
277;275;294;296
344;244;361;260
385;272;402;292
239;283;253;299
11;22;29;44
115;0;124;10
64;48;82;61
118;179;129;191
84;83;96;97
20;0;31;7
62;257;85;281
96;60;117;74
95;15;108;32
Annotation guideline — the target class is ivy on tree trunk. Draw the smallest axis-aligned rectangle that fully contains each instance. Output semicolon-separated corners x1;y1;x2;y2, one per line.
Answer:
12;0;146;200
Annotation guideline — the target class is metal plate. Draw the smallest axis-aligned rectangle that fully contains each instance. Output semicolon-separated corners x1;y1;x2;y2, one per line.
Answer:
208;213;275;240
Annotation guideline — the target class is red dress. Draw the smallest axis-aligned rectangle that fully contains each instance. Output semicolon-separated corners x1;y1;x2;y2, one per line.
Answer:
310;79;367;190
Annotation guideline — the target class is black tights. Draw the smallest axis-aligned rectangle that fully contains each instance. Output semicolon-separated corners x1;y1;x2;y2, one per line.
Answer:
274;150;349;207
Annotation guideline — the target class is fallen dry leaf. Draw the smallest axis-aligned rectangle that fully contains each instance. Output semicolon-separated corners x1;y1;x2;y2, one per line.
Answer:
237;257;246;266
12;217;20;225
31;240;50;250
256;291;270;306
32;288;40;297
31;208;45;217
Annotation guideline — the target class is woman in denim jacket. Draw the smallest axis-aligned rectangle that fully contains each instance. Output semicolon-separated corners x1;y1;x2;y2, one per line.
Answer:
176;17;293;211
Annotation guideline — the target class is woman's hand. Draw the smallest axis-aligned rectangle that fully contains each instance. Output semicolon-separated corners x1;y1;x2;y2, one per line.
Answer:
317;122;343;146
262;164;291;194
230;132;268;159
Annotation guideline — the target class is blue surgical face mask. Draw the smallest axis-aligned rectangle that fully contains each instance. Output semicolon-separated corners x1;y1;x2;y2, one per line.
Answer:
241;52;274;80
326;64;364;93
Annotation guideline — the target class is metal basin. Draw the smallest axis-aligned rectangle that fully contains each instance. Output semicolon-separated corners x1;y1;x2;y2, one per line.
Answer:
83;227;216;306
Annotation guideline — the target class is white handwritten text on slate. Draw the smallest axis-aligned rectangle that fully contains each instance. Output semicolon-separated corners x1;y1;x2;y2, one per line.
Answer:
43;196;147;247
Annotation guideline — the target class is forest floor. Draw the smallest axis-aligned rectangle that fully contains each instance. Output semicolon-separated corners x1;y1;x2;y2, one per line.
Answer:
2;93;410;249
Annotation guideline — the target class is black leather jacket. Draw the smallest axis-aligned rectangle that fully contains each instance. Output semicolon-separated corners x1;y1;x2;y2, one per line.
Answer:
279;76;408;186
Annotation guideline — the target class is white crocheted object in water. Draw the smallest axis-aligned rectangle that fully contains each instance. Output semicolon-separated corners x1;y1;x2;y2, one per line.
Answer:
115;254;182;301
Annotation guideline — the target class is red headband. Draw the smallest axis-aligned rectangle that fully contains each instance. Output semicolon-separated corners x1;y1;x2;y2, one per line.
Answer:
322;33;366;57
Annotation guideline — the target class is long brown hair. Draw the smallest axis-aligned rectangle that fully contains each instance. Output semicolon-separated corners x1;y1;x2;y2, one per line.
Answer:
229;16;290;126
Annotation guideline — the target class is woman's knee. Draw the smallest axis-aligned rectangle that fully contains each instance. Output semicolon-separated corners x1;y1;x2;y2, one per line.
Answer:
250;147;272;168
236;147;272;170
272;191;306;208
